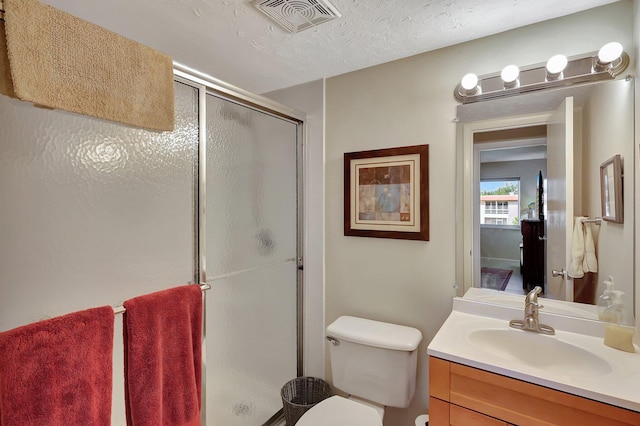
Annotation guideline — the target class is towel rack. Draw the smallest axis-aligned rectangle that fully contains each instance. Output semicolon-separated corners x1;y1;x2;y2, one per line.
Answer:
581;217;602;225
113;283;211;315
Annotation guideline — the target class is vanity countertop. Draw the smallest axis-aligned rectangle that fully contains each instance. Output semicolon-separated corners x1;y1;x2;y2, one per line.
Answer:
427;297;640;412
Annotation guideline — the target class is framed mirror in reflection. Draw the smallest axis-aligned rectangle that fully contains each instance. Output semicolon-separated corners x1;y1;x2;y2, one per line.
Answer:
455;78;635;322
600;154;623;224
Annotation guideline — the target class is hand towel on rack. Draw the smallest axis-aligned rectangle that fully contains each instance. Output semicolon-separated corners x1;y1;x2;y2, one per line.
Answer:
568;216;587;278
583;220;598;273
123;285;202;426
568;217;599;279
0;306;114;426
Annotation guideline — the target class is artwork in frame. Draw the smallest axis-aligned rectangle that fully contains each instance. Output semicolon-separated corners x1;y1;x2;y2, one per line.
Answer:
344;144;429;241
600;154;623;224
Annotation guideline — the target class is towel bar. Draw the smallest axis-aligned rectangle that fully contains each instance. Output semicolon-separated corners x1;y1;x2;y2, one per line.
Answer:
580;217;602;225
113;283;211;315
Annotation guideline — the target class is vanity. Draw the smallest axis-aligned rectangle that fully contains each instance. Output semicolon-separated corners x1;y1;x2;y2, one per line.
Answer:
427;290;640;425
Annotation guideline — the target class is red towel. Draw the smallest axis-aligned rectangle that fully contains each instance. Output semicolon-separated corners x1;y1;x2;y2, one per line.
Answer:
0;306;114;426
123;285;203;426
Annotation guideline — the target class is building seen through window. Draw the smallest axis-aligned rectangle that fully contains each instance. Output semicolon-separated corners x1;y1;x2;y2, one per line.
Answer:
480;180;520;226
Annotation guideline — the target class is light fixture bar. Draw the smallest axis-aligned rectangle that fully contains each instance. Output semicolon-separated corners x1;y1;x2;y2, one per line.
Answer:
454;48;629;104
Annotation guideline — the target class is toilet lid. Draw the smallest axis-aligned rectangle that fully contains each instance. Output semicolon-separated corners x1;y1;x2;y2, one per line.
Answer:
296;396;383;426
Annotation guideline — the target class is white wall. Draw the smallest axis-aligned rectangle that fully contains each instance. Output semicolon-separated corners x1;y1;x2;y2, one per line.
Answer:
266;80;326;379
325;2;633;424
582;80;635;304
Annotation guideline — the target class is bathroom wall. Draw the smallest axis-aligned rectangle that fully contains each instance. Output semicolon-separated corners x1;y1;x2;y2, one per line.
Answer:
325;2;633;424
581;80;635;303
265;79;326;379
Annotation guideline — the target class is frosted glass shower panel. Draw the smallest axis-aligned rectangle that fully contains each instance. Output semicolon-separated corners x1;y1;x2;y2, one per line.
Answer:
206;95;298;276
205;93;300;424
0;81;198;330
206;261;297;425
0;81;199;425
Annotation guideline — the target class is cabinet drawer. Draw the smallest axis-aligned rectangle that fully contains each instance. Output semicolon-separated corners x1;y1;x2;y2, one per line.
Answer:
450;404;507;426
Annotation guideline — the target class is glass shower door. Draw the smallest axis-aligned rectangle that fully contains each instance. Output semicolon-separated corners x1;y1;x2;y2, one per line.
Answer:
204;94;300;425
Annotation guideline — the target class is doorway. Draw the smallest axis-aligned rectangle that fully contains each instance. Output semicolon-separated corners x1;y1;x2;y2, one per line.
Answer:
475;131;548;295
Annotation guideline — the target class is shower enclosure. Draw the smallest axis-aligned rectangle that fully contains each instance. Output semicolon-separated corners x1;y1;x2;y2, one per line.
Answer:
0;61;303;425
203;92;302;425
175;66;305;425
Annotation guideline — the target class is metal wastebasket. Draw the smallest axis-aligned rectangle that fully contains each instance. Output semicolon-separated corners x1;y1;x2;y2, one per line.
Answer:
281;377;332;425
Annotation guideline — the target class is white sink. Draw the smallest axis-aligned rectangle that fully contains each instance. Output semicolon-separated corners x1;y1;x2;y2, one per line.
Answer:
427;307;640;412
467;328;612;376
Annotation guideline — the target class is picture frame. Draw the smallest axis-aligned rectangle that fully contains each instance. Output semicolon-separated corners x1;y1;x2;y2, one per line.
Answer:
344;144;429;240
600;154;623;224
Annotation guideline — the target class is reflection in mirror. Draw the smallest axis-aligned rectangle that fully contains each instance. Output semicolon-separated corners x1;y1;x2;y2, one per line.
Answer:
456;78;635;322
600;154;623;224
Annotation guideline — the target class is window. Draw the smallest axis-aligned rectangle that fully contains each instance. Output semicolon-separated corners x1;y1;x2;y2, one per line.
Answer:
484;201;509;214
480;179;519;226
484;217;507;225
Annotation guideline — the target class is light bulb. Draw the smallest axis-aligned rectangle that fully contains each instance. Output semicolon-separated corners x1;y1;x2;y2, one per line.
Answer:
461;73;478;91
501;65;519;84
598;42;623;64
546;54;568;75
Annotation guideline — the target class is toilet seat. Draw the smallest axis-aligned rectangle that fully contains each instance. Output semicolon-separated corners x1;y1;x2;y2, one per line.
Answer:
296;395;383;426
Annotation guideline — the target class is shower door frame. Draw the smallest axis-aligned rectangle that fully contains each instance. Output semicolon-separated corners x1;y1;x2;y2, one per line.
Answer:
174;63;306;425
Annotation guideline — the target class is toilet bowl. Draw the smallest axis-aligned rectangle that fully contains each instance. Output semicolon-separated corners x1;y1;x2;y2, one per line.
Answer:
296;395;383;426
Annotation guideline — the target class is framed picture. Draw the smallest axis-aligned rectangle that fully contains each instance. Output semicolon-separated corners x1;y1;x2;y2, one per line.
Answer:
600;154;623;224
344;144;429;240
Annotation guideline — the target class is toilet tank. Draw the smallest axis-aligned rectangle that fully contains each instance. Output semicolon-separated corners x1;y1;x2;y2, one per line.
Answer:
326;316;423;408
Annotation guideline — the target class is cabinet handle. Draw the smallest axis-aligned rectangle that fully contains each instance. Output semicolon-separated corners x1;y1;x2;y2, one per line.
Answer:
552;269;567;278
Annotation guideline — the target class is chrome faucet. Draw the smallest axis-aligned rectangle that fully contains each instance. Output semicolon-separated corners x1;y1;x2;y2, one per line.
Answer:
509;286;555;335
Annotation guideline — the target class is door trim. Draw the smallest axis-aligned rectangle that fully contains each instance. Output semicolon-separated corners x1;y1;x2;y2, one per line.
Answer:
457;112;552;296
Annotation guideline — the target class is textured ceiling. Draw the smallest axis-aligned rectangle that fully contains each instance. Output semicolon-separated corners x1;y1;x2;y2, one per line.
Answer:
42;0;619;94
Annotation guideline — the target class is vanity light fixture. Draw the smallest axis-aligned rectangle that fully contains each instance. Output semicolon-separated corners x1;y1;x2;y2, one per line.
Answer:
454;42;630;104
594;41;624;72
460;73;480;95
500;65;520;88
545;54;568;81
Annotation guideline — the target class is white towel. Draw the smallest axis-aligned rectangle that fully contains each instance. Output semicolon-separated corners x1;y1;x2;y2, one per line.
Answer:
583;221;598;273
568;217;586;278
567;217;598;278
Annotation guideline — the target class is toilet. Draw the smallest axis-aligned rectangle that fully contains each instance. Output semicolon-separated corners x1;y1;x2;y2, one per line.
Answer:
297;316;423;426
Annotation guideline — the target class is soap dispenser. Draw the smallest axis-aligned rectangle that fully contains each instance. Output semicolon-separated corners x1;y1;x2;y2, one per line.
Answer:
597;276;615;320
603;290;636;353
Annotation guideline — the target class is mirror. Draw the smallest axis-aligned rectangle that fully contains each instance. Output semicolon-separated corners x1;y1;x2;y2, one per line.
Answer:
456;78;635;321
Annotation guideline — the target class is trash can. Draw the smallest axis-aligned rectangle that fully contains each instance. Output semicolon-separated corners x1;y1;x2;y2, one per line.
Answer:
281;376;332;425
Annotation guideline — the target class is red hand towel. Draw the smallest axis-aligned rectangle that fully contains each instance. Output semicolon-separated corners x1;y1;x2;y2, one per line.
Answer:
0;306;114;426
123;285;202;426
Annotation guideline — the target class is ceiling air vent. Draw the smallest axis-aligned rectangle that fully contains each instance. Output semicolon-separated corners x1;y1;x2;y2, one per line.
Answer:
252;0;342;33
